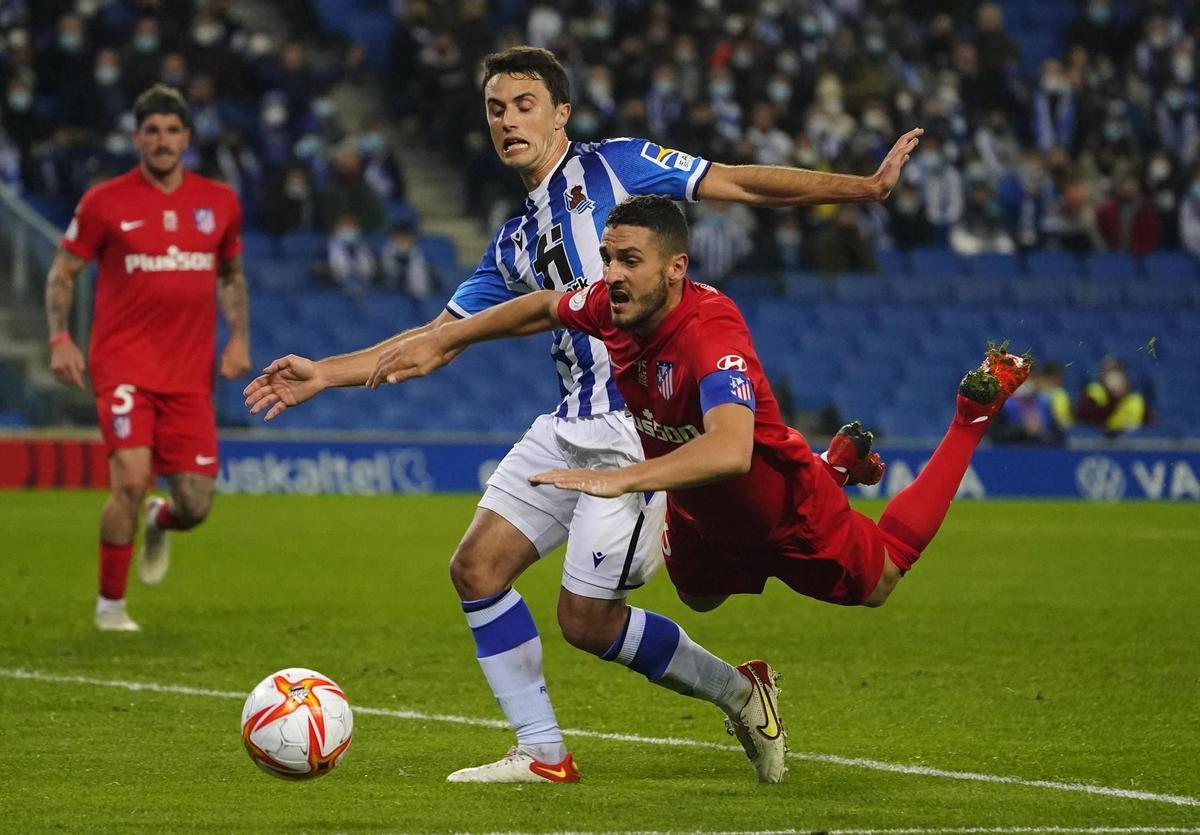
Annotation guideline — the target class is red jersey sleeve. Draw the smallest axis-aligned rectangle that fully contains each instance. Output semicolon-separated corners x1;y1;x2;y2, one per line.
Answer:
689;295;757;378
60;188;107;261
555;281;607;336
218;192;244;261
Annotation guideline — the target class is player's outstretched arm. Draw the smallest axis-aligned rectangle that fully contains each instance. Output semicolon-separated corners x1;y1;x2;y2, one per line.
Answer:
697;127;923;206
244;310;458;420
45;246;88;390
368;290;564;388
531;403;755;497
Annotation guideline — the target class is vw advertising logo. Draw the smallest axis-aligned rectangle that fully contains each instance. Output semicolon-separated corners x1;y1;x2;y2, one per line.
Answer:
1074;455;1126;501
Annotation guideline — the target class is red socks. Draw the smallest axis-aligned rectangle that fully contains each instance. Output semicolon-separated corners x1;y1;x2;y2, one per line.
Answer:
153;500;178;530
876;418;988;571
98;540;133;600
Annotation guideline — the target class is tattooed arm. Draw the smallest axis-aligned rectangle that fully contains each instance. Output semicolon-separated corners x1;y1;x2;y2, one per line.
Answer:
217;254;252;380
45;246;89;389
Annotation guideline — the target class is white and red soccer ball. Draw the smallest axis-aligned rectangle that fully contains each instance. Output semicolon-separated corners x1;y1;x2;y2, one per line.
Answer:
240;668;353;779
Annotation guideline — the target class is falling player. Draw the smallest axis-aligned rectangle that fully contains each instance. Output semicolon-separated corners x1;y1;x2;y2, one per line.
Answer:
366;195;1031;780
46;85;250;632
244;46;919;782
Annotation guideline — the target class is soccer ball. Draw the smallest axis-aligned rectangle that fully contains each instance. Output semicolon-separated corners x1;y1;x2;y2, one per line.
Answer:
240;667;354;779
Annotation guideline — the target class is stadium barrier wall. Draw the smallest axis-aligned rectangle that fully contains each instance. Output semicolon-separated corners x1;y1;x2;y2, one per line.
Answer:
2;435;1198;501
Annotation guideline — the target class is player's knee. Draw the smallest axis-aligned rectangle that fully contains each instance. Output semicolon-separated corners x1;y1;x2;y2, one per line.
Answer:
172;488;213;529
676;591;728;612
449;547;502;599
557;596;626;656
862;557;903;608
111;479;147;511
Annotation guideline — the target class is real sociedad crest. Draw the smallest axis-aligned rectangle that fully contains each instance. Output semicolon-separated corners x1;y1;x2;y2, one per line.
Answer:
193;207;215;234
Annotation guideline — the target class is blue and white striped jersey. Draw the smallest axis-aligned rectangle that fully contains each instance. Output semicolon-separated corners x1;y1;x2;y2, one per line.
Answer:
446;138;711;418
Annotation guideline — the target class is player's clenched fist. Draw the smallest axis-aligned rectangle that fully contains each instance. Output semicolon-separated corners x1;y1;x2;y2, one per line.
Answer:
219;335;252;380
244;354;325;421
50;337;87;390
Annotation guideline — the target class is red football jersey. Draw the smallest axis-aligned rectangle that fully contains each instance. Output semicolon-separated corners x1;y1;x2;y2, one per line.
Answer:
558;279;816;546
61;167;242;393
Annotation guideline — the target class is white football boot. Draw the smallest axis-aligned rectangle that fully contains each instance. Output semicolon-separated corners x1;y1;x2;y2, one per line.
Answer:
446;747;579;783
137;496;171;587
724;659;788;783
94;598;140;632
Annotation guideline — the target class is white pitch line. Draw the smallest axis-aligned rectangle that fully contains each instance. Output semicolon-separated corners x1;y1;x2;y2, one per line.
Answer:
5;668;1198;810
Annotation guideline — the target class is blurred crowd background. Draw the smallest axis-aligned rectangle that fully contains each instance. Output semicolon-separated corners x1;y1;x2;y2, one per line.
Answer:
0;0;1196;441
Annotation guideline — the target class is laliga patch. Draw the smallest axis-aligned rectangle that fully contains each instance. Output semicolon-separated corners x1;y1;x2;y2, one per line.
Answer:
568;289;588;311
65;217;79;241
639;142;695;171
716;354;747;372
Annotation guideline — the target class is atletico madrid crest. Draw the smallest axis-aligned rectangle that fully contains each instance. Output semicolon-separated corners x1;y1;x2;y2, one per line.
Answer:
193;208;215;234
656;360;675;399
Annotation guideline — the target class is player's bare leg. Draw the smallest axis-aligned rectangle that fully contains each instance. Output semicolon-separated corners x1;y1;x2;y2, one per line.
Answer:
96;447;151;631
447;507;572;783
139;472;215;587
558;589;785;783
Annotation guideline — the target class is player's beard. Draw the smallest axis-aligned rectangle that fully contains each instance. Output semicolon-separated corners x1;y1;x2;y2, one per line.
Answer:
144;150;180;178
612;269;669;333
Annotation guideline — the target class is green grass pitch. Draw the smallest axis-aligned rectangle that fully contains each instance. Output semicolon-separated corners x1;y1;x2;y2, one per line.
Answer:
2;491;1198;833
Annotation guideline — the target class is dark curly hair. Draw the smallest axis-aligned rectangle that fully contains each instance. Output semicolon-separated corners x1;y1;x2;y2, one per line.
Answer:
605;195;690;257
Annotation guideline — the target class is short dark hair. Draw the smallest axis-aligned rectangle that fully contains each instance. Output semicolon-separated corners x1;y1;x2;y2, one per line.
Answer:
133;84;189;128
481;46;570;106
605;195;690;258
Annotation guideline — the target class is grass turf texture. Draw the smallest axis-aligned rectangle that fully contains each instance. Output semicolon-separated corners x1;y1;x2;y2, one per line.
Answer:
1;491;1198;833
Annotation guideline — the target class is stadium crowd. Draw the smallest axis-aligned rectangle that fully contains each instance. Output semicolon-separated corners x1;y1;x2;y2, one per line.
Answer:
390;0;1200;276
0;0;406;238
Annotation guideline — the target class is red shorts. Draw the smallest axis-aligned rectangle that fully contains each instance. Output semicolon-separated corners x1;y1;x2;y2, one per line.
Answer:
94;383;218;477
661;458;886;606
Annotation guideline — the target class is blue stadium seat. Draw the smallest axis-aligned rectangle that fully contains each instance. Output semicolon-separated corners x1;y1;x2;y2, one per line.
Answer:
1027;249;1083;280
1125;277;1199;309
876;407;945;440
418;235;458;276
780;273;830;305
891;274;957;304
1069;278;1123;309
830;383;884;427
964;252;1023;280
876;249;909;278
1052;310;1114;335
874;305;933;335
1084;251;1138;282
954;276;1014;306
933;306;994;336
831;273;890;304
1143;251;1199;281
1011;278;1070;307
909;247;966;279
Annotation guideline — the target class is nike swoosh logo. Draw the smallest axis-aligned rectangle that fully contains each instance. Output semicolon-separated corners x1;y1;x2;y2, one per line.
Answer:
529;763;569;780
750;671;782;740
120;220;145;231
195;455;217;466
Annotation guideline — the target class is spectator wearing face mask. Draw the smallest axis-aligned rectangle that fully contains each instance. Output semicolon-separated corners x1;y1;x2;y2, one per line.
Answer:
319;214;377;298
950;180;1016;255
1156;83;1198;169
262;163;315;239
888;180;934;251
124;17;164;98
1076;357;1148;436
76;48;128;131
1033;59;1076;152
358;116;406;203
319;142;384;234
37;13;92;102
379;220;433;298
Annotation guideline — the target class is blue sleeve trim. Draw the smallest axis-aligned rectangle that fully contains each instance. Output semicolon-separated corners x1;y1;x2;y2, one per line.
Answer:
699;369;756;414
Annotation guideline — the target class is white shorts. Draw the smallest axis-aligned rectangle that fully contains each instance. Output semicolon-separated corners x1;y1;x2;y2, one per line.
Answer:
479;411;664;600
